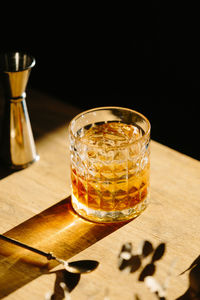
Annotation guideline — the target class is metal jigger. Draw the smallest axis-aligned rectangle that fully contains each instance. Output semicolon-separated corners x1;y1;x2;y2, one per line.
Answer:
0;52;39;169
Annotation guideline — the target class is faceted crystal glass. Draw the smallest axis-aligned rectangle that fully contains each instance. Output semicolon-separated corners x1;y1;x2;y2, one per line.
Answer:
69;107;150;222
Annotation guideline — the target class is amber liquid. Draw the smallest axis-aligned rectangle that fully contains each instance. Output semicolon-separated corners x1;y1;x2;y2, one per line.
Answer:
70;122;150;222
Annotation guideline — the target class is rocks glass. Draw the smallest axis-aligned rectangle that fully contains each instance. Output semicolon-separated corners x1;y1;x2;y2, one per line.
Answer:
69;107;150;222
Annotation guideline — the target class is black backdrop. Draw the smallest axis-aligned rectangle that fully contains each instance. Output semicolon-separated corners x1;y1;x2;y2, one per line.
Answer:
1;2;199;160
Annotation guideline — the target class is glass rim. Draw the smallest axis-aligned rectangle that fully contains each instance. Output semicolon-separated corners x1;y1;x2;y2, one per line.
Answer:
69;106;151;149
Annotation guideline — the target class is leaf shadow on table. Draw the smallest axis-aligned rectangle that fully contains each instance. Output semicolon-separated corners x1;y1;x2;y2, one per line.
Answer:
118;241;170;299
0;196;131;299
119;240;200;300
118;241;165;280
176;255;200;300
45;269;81;300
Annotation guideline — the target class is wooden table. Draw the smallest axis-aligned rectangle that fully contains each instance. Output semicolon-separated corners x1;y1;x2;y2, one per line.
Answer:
0;90;200;300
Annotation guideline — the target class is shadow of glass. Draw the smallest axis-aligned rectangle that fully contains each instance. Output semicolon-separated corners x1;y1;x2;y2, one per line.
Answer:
0;196;130;298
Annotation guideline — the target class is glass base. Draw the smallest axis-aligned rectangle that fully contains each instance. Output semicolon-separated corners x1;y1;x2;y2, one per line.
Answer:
71;194;149;223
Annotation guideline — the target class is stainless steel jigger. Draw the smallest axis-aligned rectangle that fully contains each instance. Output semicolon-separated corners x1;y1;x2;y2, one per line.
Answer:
0;52;39;169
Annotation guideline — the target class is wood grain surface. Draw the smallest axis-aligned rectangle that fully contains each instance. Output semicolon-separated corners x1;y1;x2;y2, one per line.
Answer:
0;90;200;299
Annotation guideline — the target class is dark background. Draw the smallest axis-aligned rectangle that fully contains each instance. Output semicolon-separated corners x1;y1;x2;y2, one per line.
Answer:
1;2;199;160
